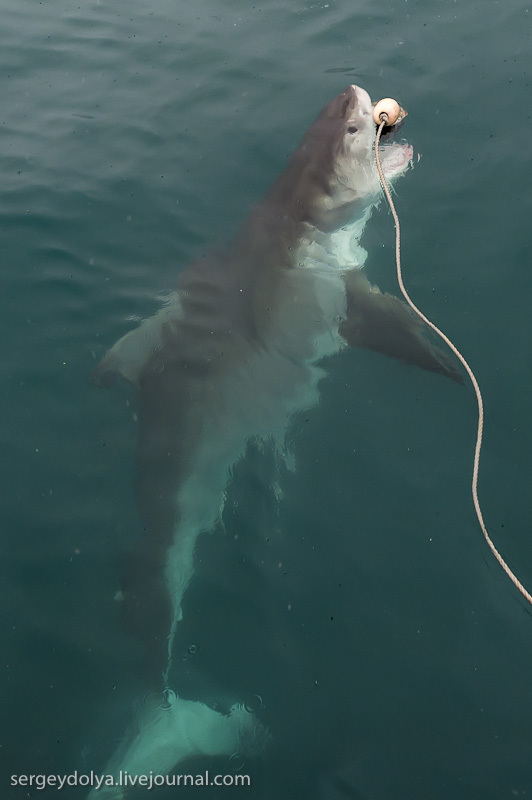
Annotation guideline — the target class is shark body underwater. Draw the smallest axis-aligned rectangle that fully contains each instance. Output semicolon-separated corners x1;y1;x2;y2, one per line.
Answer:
90;84;460;796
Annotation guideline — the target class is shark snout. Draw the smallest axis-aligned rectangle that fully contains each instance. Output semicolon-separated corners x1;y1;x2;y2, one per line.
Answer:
350;85;373;118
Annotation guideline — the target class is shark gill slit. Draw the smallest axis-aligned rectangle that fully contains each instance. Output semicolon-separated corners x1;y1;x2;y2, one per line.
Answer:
374;113;532;608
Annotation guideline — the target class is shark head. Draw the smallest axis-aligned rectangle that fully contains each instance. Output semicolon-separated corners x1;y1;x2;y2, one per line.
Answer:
265;84;413;234
319;84;412;194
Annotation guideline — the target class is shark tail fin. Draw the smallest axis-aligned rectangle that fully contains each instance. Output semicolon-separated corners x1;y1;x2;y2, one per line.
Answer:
87;691;270;799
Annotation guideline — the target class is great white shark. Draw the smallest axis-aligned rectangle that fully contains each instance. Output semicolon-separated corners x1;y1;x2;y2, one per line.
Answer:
89;84;460;796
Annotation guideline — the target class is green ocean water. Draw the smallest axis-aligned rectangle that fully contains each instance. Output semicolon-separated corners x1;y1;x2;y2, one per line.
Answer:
2;0;532;798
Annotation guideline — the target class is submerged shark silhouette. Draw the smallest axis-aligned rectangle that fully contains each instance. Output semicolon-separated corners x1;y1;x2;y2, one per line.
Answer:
90;84;460;796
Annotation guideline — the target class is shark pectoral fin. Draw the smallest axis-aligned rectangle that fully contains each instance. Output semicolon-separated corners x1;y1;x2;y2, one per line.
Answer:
91;294;182;389
91;328;144;388
340;270;463;384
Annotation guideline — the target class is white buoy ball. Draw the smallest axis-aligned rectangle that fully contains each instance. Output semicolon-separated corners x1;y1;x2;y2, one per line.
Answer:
373;97;402;126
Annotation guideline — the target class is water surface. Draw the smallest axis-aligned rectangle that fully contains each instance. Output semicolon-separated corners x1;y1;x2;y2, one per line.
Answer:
2;1;532;798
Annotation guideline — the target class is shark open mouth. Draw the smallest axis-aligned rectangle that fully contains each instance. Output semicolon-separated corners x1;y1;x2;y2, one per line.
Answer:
374;107;413;179
378;140;414;180
372;112;413;180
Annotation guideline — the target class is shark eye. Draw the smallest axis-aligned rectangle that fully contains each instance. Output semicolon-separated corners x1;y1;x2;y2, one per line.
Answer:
347;125;358;134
